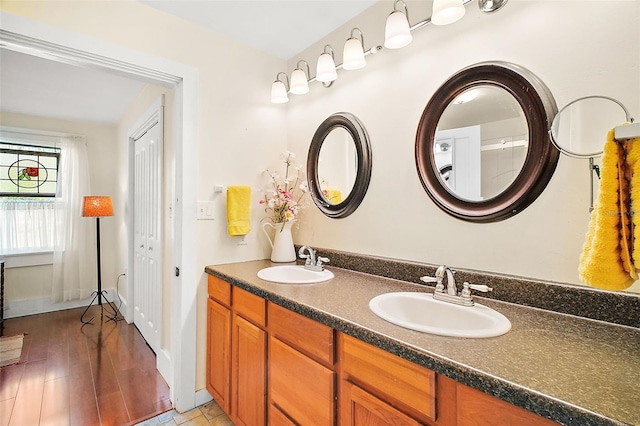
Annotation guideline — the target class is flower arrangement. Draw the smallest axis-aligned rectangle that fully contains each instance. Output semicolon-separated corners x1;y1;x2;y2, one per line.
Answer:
260;151;308;227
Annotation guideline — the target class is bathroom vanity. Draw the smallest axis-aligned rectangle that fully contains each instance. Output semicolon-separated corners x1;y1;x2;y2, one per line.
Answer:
205;259;640;426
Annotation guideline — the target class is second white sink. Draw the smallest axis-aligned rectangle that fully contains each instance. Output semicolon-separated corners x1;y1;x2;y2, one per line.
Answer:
257;265;334;284
369;292;511;338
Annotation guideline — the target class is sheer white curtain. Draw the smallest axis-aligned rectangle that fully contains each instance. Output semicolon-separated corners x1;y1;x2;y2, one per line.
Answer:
52;136;95;302
0;200;55;254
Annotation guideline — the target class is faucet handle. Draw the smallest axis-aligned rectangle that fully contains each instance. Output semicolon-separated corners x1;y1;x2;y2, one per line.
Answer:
317;256;329;268
465;283;493;293
461;282;493;302
421;275;445;293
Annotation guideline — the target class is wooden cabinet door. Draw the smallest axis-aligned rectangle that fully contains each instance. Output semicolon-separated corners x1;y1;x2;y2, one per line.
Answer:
232;315;266;426
340;380;422;426
269;336;335;425
456;384;558;426
206;298;231;413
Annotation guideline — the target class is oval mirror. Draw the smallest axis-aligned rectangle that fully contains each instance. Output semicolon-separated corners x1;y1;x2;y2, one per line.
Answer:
550;96;632;158
307;112;372;218
416;61;560;222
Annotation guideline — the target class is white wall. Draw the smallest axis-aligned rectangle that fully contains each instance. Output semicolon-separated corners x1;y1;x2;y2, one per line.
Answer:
285;0;640;294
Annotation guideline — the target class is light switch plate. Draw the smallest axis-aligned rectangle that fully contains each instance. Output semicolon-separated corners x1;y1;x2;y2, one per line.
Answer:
197;201;215;220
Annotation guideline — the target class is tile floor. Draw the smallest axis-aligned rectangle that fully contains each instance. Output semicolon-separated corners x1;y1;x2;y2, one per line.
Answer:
134;400;234;426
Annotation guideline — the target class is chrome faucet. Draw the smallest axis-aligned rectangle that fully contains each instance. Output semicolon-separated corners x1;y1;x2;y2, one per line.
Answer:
420;265;492;306
298;246;329;272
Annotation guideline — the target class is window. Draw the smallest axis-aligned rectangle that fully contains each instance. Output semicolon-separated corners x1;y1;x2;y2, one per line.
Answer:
0;142;61;255
0;143;60;197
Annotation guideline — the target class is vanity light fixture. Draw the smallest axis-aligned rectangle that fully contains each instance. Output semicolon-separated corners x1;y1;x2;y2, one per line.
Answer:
290;60;310;95
270;72;289;104
316;45;338;83
431;0;466;25
268;0;509;103
384;0;413;49
343;28;367;70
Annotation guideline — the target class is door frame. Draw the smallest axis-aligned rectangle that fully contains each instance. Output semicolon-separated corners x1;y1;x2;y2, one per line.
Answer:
127;96;168;382
0;12;200;412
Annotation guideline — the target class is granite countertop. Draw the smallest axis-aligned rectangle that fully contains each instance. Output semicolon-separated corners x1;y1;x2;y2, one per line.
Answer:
205;260;640;426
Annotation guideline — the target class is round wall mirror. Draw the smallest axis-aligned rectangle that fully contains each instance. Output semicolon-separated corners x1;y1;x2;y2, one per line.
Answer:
307;112;372;218
415;62;559;222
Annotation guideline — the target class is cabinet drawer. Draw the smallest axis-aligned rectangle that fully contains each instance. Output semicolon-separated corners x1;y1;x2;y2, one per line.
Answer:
340;333;436;422
268;303;334;366
269;336;335;425
208;275;231;306
234;286;266;327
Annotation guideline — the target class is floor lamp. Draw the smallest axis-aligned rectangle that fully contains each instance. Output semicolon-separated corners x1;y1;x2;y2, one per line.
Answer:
80;196;120;324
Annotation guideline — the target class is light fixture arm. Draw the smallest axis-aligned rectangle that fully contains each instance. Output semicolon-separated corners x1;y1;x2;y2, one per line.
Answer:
393;0;410;24
296;60;310;79
275;71;290;91
350;28;365;51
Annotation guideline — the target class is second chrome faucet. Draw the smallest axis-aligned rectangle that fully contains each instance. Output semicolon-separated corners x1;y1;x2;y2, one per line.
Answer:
420;265;492;306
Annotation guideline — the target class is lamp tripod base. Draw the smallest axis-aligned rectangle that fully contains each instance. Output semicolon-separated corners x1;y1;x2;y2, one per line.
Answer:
80;290;122;324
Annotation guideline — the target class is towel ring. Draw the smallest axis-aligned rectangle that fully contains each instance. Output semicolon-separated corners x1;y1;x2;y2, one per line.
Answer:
550;95;636;212
550;95;633;159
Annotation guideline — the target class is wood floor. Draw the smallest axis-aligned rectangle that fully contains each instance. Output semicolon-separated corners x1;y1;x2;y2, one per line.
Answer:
0;306;171;426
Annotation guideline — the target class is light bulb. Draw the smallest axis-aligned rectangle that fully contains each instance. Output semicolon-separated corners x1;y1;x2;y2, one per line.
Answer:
316;52;337;82
290;69;309;94
343;37;366;70
431;0;466;25
270;80;288;104
384;10;413;49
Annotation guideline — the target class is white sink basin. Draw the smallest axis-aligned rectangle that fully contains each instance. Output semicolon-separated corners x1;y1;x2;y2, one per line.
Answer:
369;292;511;338
257;265;334;284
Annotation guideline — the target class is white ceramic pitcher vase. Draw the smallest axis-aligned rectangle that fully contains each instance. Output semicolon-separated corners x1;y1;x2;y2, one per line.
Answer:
262;221;296;262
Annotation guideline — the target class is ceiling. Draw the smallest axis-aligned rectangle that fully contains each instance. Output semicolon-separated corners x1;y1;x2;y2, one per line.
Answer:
0;0;378;125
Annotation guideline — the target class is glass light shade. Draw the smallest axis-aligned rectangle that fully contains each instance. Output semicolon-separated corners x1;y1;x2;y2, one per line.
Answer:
83;196;114;217
270;80;289;103
342;37;366;70
384;11;413;49
431;0;466;25
316;53;338;82
290;69;309;94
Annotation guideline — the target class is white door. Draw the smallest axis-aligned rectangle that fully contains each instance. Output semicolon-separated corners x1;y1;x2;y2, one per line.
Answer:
133;120;163;354
435;125;482;201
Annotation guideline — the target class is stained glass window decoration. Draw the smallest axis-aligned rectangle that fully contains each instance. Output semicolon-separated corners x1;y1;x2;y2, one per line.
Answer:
0;143;60;197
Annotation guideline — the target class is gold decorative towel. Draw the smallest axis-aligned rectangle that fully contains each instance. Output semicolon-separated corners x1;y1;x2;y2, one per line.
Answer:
227;186;251;236
623;135;640;270
325;189;342;204
579;129;637;290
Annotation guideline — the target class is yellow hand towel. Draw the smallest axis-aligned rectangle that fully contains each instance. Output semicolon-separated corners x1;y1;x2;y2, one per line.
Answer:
227;186;251;236
325;189;342;204
579;129;637;290
623;135;640;271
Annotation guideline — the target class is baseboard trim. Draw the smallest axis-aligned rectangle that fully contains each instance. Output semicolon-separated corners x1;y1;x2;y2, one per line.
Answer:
195;389;213;408
5;287;121;318
157;348;173;388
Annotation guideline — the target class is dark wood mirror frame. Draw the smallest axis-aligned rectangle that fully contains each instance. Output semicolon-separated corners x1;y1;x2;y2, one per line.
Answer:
415;61;560;222
307;112;372;218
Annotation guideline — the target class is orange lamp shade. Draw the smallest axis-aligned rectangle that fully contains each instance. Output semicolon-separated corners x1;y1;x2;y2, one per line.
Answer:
82;196;114;217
